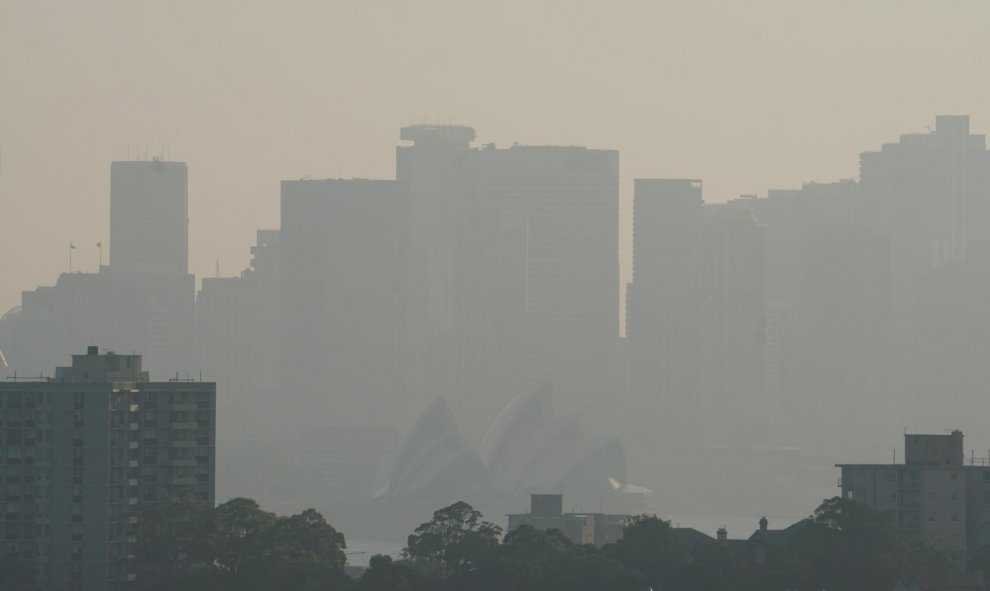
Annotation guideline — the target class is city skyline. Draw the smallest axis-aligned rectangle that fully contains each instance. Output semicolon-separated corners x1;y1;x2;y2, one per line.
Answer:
7;3;990;588
6;116;990;528
4;1;990;314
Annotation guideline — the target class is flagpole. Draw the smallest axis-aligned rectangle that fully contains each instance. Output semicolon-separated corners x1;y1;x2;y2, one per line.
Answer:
69;242;73;273
97;242;103;268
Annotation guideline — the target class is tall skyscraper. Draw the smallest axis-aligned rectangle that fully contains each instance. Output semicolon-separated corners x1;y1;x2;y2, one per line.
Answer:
196;230;279;441
271;127;622;515
394;127;622;440
479;145;621;436
735;180;890;454
109;160;189;275
4;159;197;380
860;115;990;276
699;204;766;436
626;179;704;452
394;126;478;430
0;347;215;590
278;179;402;509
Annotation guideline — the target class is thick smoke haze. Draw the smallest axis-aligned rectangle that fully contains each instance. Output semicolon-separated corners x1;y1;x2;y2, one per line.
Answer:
3;1;990;313
6;4;990;583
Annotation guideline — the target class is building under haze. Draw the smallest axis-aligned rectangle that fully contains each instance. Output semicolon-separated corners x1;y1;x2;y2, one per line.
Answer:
0;160;197;381
625;179;705;473
394;127;622;438
278;178;402;509
195;230;282;503
6;269;195;381
271;126;623;516
109;159;189;275
506;494;626;547
0;347;215;591
838;430;990;553
196;230;280;440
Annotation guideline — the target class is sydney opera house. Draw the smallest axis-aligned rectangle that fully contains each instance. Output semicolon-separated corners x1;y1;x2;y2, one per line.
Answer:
370;381;653;535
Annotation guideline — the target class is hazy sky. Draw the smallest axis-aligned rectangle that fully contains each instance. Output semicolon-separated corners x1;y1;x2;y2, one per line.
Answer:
3;0;990;313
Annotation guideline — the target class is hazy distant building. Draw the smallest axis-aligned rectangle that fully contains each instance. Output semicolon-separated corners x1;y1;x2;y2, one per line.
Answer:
736;181;890;453
0;347;215;590
506;494;626;547
861;116;990;276
272;127;620;514
480;145;621;436
626;179;704;467
395;127;622;439
394;126;482;431
6;270;195;380
2;160;196;381
110;160;188;275
625;181;768;505
700;205;766;436
907;252;990;433
280;179;401;431
196;230;279;441
278;179;402;508
838;430;990;553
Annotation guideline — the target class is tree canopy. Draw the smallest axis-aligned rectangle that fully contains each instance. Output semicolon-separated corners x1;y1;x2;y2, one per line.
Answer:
114;495;987;591
404;501;502;575
133;498;350;591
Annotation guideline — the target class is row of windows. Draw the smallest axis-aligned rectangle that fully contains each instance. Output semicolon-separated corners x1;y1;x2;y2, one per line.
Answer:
1;391;213;409
849;468;990;482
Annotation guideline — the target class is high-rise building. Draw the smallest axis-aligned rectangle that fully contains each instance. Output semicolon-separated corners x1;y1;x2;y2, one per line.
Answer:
626;179;704;466
3;159;196;381
271;127;622;516
109;160;189;275
395;127;622;440
861;116;990;275
699;204;766;436
480;145;621;436
278;179;402;509
857;117;990;450
394;126;477;431
195;231;280;503
734;181;890;453
7;270;195;381
196;230;279;441
0;346;215;590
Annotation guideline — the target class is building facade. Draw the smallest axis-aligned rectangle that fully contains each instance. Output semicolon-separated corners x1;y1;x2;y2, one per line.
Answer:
506;494;626;548
0;347;215;590
838;430;990;552
109;160;189;275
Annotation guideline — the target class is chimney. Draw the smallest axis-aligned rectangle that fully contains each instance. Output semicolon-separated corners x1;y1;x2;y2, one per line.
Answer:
717;527;728;542
87;345;99;356
759;517;768;532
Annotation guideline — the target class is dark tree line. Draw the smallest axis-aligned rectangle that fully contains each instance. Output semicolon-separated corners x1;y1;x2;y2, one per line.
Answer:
132;497;352;591
1;495;984;590
361;497;984;591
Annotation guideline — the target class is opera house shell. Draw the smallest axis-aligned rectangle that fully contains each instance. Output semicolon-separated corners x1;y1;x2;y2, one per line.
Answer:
378;381;652;513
